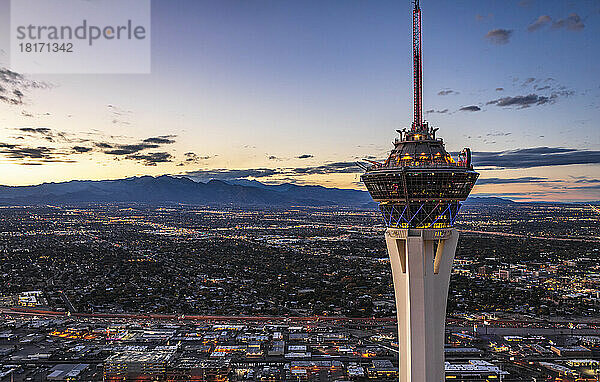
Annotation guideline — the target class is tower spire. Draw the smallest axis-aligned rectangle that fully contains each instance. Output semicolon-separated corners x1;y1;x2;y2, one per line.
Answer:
412;0;423;131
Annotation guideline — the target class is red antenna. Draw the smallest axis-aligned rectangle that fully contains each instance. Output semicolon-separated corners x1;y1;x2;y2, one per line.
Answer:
411;0;423;131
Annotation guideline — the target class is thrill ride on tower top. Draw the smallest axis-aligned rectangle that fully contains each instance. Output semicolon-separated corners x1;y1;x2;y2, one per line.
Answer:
361;0;479;229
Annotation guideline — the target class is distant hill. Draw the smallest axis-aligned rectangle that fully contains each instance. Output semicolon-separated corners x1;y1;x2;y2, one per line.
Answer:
462;196;517;206
580;201;600;205
0;176;374;208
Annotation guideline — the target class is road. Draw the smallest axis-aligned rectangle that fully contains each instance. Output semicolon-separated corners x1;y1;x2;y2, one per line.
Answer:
3;307;599;332
459;229;600;243
0;307;395;324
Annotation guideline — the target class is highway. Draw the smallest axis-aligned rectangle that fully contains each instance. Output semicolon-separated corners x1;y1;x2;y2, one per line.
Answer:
0;307;395;324
3;307;600;331
459;229;600;243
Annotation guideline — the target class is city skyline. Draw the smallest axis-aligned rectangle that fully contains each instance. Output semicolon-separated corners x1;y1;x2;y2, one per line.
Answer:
0;0;599;202
1;202;598;381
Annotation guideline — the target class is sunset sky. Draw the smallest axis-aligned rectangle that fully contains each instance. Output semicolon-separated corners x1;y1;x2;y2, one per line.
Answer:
0;0;599;202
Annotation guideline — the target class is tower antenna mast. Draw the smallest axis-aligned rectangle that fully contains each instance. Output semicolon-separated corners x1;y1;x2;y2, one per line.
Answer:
412;0;423;131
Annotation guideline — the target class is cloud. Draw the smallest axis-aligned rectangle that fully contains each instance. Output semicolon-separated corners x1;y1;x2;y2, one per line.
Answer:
103;143;160;155
476;176;548;185
473;147;600;169
486;91;573;108
290;161;360;175
101;136;176;155
177;152;211;166
0;68;47;88
0;88;26;106
9;147;54;159
486;131;512;137
0;94;22;105
184;152;200;161
126;152;173;166
0;69;49;89
18;127;52;134
438;90;458;96
489;78;573;109
0;67;52;105
459;105;481;112
107;104;134;125
72;146;92;153
143;136;176;144
522;77;536;86
569;184;600;191
571;176;600;184
12;127;69;143
528;15;551;32
425;109;449;114
184;168;279;182
0;142;74;164
183;161;361;182
487;94;549;107
475;13;493;22
107;104;132;115
297;154;313;159
1;129;181;166
552;13;584;31
518;0;533;7
472;192;551;199
485;29;513;45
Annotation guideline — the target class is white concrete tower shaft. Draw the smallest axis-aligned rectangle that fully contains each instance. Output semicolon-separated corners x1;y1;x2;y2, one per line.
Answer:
385;228;458;381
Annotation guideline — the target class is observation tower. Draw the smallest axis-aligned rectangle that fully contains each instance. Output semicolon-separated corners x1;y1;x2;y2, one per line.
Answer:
361;1;479;380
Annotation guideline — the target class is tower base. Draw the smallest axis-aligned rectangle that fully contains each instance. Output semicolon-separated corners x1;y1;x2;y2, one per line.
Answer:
385;228;458;382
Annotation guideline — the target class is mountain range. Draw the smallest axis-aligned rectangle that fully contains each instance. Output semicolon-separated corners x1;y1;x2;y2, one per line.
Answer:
1;175;581;207
0;176;376;207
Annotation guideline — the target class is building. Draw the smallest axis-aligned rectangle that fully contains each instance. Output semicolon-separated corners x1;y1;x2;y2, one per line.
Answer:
444;347;483;359
538;362;579;378
287;360;343;380
360;1;478;380
17;291;46;307
103;347;176;381
445;360;508;380
550;345;592;357
167;359;231;382
367;359;399;379
566;359;600;368
46;364;89;381
498;269;511;280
